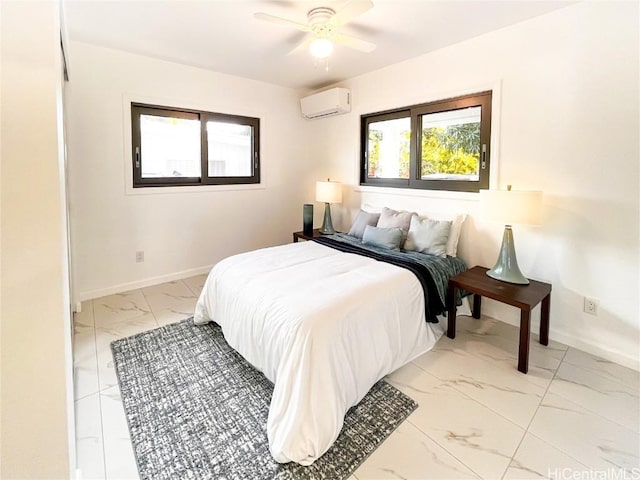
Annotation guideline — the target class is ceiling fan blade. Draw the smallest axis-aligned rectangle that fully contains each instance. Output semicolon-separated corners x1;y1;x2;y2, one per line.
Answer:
330;0;374;27
333;33;376;53
253;12;311;32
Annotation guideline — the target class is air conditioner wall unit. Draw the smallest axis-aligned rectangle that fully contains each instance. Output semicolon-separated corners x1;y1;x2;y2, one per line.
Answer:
300;87;351;119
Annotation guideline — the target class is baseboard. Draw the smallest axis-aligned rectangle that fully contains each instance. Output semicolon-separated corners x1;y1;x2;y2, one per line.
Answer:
492;315;640;372
78;265;213;302
548;329;640;372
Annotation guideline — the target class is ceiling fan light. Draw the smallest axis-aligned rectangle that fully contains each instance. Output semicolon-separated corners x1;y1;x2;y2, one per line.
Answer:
309;37;333;59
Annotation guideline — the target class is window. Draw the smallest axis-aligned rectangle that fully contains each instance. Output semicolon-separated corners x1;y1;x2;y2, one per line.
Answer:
131;103;260;187
361;91;491;192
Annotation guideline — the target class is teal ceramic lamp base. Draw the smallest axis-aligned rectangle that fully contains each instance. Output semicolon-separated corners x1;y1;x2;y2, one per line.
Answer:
487;225;529;285
319;202;336;234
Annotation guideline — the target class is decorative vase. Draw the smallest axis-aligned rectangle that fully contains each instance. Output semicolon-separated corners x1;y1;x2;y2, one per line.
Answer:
303;204;313;235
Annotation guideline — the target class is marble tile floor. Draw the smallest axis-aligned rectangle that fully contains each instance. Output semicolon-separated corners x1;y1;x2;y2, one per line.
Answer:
74;276;639;480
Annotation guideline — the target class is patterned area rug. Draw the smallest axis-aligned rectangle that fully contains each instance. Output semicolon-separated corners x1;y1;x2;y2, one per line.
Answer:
111;318;417;480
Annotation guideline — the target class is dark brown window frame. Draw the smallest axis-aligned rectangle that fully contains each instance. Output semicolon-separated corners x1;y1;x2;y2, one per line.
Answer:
360;91;492;193
131;103;260;188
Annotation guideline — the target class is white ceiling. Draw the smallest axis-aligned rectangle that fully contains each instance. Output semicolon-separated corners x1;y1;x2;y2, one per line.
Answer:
63;0;572;91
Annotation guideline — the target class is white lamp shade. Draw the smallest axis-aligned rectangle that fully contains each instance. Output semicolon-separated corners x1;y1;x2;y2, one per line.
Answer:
316;180;342;204
479;188;542;226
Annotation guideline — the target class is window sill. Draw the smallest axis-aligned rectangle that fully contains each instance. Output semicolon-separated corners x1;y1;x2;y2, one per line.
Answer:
125;182;266;196
354;184;479;201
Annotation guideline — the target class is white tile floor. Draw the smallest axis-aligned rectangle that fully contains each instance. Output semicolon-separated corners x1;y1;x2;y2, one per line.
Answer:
74;275;640;480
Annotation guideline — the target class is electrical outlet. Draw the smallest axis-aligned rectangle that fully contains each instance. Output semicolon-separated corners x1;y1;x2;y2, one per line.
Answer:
583;297;598;315
136;250;144;263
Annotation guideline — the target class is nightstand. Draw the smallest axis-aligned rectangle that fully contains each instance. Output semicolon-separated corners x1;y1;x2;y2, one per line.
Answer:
447;266;552;374
292;229;323;242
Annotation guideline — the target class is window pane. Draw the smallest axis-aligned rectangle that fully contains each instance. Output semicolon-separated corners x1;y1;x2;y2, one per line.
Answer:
140;114;201;178
420;106;481;181
367;117;410;179
207;121;253;177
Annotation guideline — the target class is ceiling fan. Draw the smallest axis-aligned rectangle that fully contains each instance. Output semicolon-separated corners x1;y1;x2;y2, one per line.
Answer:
254;0;376;59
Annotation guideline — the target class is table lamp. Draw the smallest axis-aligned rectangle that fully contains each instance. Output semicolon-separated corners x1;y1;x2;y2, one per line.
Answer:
316;179;342;234
479;185;542;285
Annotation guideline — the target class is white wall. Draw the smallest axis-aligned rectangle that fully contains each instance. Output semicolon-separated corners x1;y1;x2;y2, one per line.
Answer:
1;1;72;477
67;2;639;370
66;42;315;300
309;2;639;369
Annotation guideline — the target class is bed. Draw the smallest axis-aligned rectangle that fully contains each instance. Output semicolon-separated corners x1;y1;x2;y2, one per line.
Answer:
194;230;467;465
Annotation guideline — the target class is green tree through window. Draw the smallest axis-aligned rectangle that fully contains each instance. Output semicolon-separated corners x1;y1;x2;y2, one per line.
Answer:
367;129;382;177
421;124;480;178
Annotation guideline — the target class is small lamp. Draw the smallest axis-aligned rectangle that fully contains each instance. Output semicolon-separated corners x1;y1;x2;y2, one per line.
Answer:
316;179;342;235
479;185;542;285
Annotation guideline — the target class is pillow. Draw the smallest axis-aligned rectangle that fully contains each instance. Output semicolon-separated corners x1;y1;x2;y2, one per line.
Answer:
404;216;452;257
423;213;466;257
362;225;403;250
348;210;381;239
376;207;416;245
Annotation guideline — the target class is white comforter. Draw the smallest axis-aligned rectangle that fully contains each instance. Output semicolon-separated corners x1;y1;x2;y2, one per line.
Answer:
194;240;442;465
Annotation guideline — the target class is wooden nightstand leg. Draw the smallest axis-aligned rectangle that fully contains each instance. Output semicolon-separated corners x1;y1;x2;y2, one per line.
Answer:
540;294;550;346
447;284;457;339
293;235;298;243
472;294;481;319
518;309;531;374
